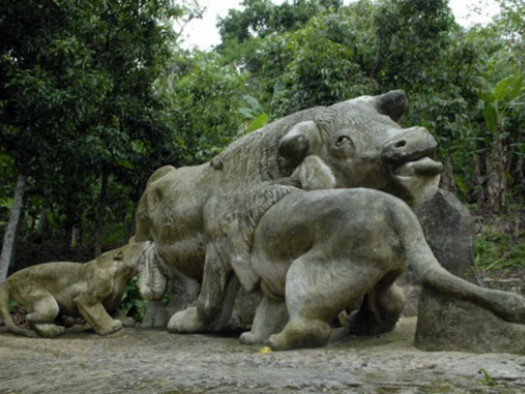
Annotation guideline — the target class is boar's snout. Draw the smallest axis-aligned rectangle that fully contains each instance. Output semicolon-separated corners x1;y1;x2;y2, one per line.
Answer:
382;127;437;163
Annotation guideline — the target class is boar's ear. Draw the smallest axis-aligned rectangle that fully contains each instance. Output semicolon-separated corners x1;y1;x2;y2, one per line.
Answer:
374;90;407;122
278;120;321;164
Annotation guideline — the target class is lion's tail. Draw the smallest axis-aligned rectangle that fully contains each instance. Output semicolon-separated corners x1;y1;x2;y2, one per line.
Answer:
0;283;37;337
400;208;525;324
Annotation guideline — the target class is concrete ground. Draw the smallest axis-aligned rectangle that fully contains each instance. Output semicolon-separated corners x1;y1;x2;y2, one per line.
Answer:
1;317;525;393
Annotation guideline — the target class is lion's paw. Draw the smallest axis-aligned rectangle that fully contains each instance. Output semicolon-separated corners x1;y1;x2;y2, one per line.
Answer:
239;331;267;345
167;306;205;333
268;332;287;350
34;324;66;338
97;319;123;336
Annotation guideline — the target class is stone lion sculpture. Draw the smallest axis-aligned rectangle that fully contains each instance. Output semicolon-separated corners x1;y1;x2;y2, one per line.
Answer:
0;241;147;337
135;90;525;349
241;188;525;349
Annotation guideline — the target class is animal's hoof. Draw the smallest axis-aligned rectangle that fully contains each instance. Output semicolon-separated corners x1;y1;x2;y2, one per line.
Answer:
167;307;205;333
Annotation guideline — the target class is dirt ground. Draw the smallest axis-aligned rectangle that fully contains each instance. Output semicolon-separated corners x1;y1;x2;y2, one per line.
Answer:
1;317;525;393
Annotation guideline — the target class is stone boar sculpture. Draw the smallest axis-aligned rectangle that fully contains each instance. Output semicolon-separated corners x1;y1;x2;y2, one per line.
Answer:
136;90;445;333
0;242;147;337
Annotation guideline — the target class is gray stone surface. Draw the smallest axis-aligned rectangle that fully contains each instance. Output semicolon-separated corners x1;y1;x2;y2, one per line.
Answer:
133;90;525;352
416;286;525;354
3;319;525;393
399;188;481;316
136;90;443;336
415;188;480;283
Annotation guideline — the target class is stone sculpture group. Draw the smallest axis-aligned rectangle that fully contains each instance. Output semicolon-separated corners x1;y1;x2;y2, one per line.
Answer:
1;90;525;352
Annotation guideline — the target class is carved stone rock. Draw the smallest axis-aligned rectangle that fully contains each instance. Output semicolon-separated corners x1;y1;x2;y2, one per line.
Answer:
415;286;525;354
399;188;481;316
415;188;480;283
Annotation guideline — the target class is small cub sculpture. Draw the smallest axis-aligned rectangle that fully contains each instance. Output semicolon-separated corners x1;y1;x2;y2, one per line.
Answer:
0;242;146;337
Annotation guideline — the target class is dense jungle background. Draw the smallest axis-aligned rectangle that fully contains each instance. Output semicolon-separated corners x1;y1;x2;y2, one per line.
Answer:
1;0;524;317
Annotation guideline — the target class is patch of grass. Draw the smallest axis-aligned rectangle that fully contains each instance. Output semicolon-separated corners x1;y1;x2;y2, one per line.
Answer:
478;368;497;387
474;208;525;276
475;230;525;273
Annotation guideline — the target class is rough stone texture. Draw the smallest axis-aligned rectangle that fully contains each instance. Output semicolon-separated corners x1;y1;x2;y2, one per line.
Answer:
136;90;444;335
399;188;481;316
415;286;525;354
415;188;480;283
2;318;525;393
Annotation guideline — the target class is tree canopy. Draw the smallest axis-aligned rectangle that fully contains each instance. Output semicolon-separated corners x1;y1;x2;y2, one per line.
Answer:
1;0;524;281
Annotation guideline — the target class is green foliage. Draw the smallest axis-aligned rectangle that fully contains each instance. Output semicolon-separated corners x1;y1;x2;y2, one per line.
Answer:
474;224;525;273
8;299;18;313
0;0;186;252
217;0;343;43
120;276;147;322
478;368;497;387
154;50;247;163
1;0;525;269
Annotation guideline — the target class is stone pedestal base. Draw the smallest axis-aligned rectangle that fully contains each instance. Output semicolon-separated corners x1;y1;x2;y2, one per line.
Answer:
415;286;525;354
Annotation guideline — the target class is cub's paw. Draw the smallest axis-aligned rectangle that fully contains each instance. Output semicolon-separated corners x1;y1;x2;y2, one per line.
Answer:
167;307;205;333
34;324;66;338
97;319;123;336
119;316;136;328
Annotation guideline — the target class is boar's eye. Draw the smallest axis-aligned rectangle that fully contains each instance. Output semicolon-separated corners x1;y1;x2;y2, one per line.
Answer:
332;134;355;158
335;135;352;147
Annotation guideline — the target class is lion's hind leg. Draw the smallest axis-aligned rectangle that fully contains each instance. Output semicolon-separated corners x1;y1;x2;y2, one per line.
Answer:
25;292;65;338
239;294;288;345
346;272;405;336
269;253;382;350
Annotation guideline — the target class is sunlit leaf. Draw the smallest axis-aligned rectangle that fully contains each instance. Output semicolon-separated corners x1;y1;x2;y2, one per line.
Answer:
246;113;269;133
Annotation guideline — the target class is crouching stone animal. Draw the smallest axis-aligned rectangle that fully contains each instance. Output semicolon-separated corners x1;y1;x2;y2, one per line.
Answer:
136;90;444;333
239;188;525;350
0;242;147;337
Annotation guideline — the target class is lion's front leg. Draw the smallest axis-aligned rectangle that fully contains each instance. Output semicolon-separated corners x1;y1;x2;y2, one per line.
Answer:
74;294;122;335
168;244;238;333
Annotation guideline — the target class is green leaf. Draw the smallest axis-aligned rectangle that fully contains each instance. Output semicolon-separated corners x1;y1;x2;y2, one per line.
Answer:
494;76;515;102
482;103;498;134
246;113;269;133
480;90;495;104
507;75;524;102
117;160;134;170
237;107;254;118
243;95;260;110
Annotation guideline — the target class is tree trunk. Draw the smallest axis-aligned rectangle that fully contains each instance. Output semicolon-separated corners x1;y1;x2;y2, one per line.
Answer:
485;132;507;213
439;154;457;195
0;173;27;284
33;203;49;244
94;169;109;257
